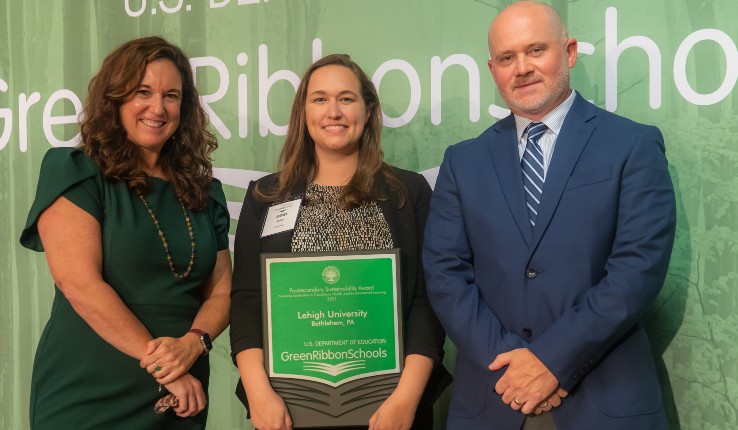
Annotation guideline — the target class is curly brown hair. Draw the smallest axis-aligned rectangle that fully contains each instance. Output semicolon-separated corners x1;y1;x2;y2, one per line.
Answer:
255;53;404;209
80;36;217;210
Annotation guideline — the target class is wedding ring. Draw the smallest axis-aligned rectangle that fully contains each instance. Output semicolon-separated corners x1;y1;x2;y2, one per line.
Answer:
541;401;549;408
154;364;162;372
513;398;522;406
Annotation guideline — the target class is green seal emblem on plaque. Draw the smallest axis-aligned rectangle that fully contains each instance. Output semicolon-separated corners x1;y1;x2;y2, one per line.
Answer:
322;265;340;284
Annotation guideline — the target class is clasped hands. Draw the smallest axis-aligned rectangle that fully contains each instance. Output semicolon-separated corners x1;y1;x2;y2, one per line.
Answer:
139;334;206;417
489;348;568;415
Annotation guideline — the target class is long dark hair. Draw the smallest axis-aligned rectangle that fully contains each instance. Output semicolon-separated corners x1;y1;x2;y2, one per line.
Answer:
255;53;405;209
80;36;217;210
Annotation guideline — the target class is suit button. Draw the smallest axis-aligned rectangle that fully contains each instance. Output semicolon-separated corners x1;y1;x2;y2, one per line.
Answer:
526;268;537;279
522;328;532;338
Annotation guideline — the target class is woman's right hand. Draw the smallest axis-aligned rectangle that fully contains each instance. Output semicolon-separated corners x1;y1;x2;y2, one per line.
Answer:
248;386;293;430
163;373;206;417
236;349;292;429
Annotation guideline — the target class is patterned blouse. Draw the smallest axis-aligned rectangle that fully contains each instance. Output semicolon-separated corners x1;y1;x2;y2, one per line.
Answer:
291;183;393;252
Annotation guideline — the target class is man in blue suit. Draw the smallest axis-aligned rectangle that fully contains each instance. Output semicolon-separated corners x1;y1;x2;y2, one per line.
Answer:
423;2;676;429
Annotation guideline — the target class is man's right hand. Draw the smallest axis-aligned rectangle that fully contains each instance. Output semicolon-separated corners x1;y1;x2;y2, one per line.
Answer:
531;388;568;415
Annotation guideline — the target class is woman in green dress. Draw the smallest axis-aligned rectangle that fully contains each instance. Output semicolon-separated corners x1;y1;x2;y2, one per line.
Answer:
20;36;232;429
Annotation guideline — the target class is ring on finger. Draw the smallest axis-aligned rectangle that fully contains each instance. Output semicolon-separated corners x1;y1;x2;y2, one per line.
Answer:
513;397;522;406
154;364;162;372
540;400;549;408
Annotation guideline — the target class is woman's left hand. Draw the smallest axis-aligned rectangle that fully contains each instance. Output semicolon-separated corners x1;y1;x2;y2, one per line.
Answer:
140;335;202;384
368;393;416;430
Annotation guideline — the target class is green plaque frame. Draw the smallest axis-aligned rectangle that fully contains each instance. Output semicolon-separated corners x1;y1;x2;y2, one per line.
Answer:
261;249;403;428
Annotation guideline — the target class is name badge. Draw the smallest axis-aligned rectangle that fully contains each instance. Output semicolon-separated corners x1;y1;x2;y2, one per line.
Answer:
261;196;302;238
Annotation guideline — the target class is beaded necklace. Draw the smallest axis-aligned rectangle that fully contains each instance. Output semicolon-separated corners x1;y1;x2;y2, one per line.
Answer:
136;189;195;279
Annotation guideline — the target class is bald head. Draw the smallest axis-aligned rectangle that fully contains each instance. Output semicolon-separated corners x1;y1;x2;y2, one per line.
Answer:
488;1;569;54
485;1;577;120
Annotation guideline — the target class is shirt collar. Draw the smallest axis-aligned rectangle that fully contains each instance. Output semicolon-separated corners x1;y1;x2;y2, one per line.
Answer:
514;89;577;140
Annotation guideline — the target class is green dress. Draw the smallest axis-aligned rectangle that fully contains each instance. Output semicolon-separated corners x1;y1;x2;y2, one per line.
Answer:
20;148;230;429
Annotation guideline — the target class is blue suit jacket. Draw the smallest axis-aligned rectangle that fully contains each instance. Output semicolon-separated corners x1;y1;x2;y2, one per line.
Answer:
423;93;675;429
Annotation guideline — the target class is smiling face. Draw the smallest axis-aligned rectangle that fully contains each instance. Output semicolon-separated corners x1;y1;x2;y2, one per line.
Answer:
119;59;182;157
487;2;577;120
305;65;369;160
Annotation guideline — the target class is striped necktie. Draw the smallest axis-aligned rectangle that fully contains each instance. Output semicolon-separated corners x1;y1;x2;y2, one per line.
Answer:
521;122;547;228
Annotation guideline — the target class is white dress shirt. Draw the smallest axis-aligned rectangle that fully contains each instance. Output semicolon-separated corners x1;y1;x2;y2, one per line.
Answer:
514;90;577;179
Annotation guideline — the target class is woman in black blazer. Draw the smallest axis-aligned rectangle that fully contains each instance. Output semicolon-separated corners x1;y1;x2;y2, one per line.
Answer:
230;54;449;430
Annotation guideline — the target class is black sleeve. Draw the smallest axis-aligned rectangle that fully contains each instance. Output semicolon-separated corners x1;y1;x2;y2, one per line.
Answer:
399;171;447;363
229;179;268;360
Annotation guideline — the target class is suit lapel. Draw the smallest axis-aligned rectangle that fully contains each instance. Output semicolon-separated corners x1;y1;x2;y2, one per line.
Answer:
487;116;532;245
529;94;597;251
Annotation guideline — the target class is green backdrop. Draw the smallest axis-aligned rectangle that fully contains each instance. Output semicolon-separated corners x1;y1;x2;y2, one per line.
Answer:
1;1;737;429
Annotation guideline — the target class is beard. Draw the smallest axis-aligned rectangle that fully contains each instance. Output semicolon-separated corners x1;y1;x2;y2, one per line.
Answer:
501;65;570;117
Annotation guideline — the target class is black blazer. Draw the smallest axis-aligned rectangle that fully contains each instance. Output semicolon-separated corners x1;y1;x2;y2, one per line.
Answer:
230;168;450;405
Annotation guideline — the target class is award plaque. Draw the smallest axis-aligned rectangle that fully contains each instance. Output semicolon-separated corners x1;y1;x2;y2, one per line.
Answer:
261;249;403;428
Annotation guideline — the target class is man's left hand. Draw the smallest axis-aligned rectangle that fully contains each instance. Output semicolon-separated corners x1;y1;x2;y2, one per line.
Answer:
489;348;560;414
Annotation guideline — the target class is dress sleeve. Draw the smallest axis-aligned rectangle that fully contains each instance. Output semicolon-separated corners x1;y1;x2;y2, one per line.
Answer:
20;147;103;252
207;179;231;251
